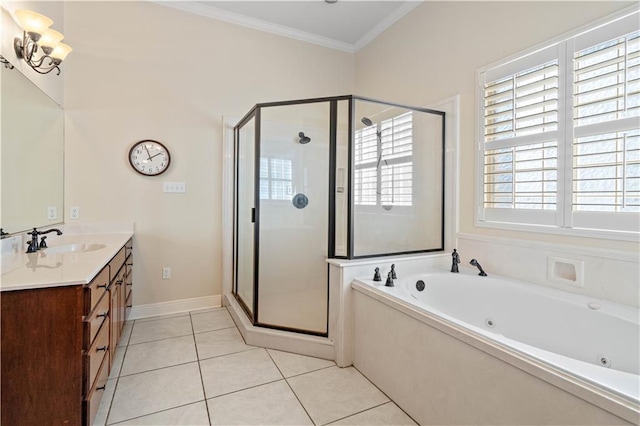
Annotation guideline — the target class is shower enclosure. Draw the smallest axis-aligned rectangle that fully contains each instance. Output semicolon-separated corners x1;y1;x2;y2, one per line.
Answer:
233;95;445;336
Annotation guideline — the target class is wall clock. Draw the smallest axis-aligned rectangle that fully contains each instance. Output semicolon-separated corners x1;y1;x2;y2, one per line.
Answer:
128;140;171;176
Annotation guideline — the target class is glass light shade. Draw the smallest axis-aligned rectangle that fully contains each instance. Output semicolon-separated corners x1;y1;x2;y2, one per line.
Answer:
50;42;72;61
15;9;53;36
38;29;64;52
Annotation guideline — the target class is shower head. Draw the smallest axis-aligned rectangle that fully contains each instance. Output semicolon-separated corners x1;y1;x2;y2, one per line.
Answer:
298;131;310;144
361;117;373;126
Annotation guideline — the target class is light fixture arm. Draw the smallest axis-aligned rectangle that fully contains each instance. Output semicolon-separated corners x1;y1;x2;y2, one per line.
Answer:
14;31;61;75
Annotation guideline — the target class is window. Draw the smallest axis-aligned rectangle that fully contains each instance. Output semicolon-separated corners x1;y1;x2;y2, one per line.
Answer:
354;112;413;207
477;9;640;236
260;157;292;201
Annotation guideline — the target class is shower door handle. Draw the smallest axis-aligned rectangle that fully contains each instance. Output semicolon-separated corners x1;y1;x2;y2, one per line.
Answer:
251;208;256;223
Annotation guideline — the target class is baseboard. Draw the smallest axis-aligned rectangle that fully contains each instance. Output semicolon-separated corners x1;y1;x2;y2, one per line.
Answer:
128;295;222;320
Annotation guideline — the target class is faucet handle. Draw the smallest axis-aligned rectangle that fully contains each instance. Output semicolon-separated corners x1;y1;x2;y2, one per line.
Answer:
26;241;38;253
39;236;48;248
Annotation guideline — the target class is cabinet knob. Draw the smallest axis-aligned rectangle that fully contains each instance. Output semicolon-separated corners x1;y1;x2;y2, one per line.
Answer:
96;385;106;391
97;312;108;319
116;279;123;285
97;284;107;289
97;346;108;352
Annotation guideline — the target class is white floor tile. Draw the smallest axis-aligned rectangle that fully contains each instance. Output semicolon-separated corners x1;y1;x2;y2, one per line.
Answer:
120;335;197;376
207;380;312;425
200;348;282;398
108;346;127;380
191;309;236;334
328;401;417;425
195;327;254;360
120;321;133;346
107;362;204;424
128;316;193;345
93;378;117;426
287;366;389;426
116;401;210;425
267;348;334;378
133;312;190;323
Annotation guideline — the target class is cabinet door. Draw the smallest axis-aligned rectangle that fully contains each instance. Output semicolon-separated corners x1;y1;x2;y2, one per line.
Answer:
109;279;121;362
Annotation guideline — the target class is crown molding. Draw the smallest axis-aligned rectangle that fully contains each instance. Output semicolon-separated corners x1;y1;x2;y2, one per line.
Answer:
353;1;422;51
152;1;357;53
152;1;423;54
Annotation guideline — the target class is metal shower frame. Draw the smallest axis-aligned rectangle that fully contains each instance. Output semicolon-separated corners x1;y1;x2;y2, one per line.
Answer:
233;94;446;336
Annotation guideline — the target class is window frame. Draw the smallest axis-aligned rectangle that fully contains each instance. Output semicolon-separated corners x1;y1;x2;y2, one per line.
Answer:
475;6;640;241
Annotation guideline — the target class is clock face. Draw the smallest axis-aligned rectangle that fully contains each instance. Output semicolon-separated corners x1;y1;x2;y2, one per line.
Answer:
128;140;171;176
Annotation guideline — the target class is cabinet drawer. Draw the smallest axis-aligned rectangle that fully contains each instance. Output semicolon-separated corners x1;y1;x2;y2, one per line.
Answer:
84;354;109;426
85;267;109;314
125;238;133;258
109;247;126;282
85;320;109;393
125;291;133;321
84;293;110;347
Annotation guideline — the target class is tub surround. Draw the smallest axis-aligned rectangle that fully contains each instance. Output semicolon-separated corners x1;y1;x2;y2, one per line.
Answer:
351;269;639;425
456;233;640;308
327;252;450;366
0;223;133;291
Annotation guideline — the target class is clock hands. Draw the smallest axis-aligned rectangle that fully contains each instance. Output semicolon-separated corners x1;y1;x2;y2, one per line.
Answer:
148;152;164;160
144;145;152;161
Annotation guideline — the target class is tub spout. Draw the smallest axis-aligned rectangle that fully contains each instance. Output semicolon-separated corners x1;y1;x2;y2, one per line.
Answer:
470;259;487;276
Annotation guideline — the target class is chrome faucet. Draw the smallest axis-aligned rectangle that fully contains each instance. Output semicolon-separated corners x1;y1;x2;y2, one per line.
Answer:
26;227;62;253
469;259;487;276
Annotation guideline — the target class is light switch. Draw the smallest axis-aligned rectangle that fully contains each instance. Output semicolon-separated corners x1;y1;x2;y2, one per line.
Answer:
163;182;186;193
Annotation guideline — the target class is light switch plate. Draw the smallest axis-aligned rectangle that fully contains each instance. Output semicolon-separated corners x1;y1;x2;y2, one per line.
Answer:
163;182;186;193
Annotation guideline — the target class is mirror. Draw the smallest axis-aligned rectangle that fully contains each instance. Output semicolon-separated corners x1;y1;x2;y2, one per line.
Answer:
1;66;64;235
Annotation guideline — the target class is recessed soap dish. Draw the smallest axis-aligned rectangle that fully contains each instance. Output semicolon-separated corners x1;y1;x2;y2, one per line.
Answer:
547;256;584;288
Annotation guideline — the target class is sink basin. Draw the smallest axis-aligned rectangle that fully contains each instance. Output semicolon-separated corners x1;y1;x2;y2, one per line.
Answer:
45;243;106;255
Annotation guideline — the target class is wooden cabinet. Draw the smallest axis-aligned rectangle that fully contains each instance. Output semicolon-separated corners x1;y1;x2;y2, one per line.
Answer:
1;238;133;426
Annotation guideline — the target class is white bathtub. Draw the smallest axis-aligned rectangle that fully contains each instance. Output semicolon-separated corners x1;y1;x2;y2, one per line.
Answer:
353;269;640;406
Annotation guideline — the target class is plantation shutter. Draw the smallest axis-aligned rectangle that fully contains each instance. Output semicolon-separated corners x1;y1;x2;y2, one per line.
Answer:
571;14;640;232
479;45;562;226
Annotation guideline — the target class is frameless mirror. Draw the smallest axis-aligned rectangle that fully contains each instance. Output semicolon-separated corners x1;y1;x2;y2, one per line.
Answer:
1;66;64;235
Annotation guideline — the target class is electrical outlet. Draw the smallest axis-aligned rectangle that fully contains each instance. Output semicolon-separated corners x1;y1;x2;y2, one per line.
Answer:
70;206;80;220
162;267;171;279
47;206;58;220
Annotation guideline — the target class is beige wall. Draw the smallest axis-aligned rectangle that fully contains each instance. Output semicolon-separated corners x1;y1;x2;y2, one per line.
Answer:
63;1;354;306
354;1;637;252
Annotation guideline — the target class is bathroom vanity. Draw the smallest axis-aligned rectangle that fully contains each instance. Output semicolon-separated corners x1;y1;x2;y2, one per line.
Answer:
1;233;133;426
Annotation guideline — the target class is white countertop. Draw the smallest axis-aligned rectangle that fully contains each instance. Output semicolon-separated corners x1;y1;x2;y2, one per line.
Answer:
0;224;133;292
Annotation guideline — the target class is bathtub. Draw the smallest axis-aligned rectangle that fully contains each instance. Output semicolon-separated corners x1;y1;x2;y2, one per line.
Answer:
351;268;640;424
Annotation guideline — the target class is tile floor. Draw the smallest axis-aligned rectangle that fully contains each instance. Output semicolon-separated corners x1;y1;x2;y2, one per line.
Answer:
94;307;417;426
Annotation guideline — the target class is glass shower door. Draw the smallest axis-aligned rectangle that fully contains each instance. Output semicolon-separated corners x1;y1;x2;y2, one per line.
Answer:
235;115;256;317
256;102;330;335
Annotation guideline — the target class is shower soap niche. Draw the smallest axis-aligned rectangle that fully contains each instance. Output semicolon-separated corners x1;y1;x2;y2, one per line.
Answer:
546;256;584;288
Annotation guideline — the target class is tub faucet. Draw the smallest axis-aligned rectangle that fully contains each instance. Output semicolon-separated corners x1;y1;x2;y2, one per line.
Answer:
373;267;382;282
469;259;487;276
26;227;63;253
385;271;394;287
451;249;460;273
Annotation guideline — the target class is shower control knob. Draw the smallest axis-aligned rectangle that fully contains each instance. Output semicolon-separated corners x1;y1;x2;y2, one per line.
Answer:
292;193;309;209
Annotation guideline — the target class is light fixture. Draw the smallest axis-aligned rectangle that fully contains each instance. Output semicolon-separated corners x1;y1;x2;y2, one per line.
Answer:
12;9;72;75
